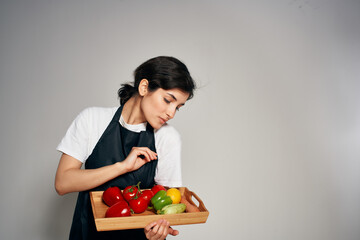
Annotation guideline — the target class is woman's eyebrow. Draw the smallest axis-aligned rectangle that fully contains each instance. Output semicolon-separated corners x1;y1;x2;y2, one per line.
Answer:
166;92;186;106
166;93;177;101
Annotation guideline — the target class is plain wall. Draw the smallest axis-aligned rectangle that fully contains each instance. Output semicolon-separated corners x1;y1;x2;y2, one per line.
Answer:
0;0;359;239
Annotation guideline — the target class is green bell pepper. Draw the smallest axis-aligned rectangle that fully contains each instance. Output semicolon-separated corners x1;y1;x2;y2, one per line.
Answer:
151;190;173;211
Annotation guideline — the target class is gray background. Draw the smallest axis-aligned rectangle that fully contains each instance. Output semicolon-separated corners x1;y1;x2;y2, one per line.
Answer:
1;0;359;239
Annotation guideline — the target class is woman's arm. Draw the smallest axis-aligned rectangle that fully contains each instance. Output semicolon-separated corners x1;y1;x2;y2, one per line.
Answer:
55;154;125;195
154;124;182;187
55;147;157;195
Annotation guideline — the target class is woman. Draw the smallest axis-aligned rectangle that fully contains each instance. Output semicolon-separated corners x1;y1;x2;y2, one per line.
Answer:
55;56;196;240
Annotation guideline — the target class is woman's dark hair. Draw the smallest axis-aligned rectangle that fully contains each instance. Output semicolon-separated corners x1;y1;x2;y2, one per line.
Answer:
118;56;196;105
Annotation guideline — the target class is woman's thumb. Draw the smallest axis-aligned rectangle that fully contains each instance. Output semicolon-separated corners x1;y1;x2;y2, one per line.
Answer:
169;227;179;236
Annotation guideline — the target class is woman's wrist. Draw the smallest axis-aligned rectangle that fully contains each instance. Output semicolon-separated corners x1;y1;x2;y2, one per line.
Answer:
115;161;129;175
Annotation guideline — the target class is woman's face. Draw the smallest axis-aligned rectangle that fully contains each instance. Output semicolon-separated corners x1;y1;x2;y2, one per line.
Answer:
141;88;190;129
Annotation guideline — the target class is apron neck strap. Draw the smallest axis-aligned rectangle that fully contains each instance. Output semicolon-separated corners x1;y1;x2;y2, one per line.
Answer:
112;105;123;123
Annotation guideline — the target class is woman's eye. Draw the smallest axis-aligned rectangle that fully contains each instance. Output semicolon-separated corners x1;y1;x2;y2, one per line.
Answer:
164;98;171;104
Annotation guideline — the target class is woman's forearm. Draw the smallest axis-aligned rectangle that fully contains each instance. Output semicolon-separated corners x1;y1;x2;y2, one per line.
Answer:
55;154;128;195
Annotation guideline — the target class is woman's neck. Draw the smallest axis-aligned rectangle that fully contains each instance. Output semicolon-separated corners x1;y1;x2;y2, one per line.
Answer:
122;96;146;125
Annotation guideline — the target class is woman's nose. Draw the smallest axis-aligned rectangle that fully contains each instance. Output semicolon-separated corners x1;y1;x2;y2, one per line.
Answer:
166;107;176;120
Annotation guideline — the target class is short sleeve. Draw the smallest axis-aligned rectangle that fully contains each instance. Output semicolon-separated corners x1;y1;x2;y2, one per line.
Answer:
56;108;91;163
154;124;182;188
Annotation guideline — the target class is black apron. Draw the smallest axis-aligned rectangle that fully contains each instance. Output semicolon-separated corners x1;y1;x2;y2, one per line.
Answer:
69;106;158;240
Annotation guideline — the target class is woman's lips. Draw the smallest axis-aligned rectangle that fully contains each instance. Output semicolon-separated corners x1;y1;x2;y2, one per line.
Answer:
159;117;166;124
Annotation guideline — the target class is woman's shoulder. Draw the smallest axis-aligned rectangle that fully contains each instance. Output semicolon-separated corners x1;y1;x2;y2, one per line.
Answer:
68;107;118;130
76;106;118;121
154;123;181;145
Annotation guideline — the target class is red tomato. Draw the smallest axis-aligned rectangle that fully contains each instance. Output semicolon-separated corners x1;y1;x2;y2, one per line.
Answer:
123;185;138;202
140;189;154;205
102;186;124;207
105;200;131;218
129;196;148;214
151;185;166;195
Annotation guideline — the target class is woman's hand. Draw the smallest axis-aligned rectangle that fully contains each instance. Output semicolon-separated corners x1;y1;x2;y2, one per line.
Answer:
122;147;157;172
144;219;179;240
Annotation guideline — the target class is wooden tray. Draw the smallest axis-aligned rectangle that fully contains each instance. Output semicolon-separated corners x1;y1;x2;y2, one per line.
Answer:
90;187;209;231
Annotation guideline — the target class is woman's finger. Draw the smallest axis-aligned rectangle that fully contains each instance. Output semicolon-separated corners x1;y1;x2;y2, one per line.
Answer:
130;148;150;162
137;151;151;162
148;148;158;160
136;148;155;161
144;221;157;232
140;147;157;160
150;220;162;237
161;221;171;240
144;221;158;239
155;220;169;240
169;227;179;236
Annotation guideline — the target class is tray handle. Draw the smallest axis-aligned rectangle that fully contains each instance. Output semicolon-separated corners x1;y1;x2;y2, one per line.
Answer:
188;190;206;211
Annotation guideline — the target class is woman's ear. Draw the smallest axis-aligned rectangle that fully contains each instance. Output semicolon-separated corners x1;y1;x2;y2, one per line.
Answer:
138;79;149;96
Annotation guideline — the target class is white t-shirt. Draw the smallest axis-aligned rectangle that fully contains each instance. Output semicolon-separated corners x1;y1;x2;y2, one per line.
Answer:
56;107;182;187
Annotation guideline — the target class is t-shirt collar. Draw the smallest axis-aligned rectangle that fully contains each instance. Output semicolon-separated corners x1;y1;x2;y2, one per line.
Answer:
119;115;147;133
